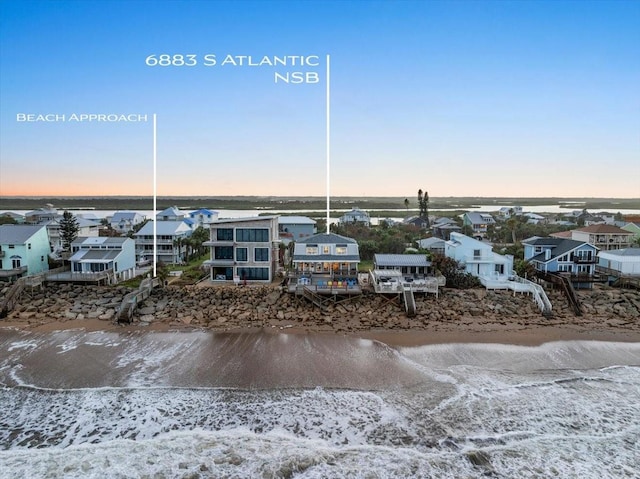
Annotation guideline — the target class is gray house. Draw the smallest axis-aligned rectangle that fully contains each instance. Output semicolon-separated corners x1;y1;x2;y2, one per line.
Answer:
279;216;317;245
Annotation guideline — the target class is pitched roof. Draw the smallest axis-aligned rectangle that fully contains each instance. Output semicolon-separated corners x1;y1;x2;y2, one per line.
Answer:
72;236;131;246
550;230;572;238
374;254;430;267
297;233;357;244
0;225;46;244
464;212;495;224
111;211;143;221
575;224;633;234
135;221;191;236
157;206;182;217
527;238;597;263
69;249;122;262
189;208;218;216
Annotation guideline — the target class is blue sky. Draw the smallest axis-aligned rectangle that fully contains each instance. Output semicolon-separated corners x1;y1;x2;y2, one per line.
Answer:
1;0;638;198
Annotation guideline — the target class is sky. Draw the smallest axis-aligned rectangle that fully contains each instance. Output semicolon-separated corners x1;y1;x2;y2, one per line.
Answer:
0;0;639;198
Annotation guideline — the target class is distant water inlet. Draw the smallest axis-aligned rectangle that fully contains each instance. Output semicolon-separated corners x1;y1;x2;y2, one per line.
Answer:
1;330;639;478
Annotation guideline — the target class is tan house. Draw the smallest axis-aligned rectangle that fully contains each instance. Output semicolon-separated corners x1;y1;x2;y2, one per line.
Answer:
568;224;634;251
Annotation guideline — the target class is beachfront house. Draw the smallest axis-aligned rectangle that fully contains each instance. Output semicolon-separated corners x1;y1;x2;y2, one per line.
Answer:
0;224;50;280
462;212;495;239
292;233;360;277
188;208;219;229
134;220;192;265
110;211;146;235
69;237;136;283
278;216;317;245
338;208;370;227
374;254;431;277
596;248;640;280
445;232;513;280
523;237;598;288
204;216;280;282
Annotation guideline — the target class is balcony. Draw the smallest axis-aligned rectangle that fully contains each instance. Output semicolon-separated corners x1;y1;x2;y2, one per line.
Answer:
0;265;28;278
572;255;596;264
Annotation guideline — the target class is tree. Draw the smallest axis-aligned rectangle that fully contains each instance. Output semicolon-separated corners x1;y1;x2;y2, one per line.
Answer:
417;189;430;227
0;215;17;225
404;198;409;213
59;210;79;251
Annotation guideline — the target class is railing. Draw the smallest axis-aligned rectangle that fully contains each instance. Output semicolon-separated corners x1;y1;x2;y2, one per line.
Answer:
0;265;28;277
45;268;114;283
510;275;553;317
572;256;596;264
464;253;493;262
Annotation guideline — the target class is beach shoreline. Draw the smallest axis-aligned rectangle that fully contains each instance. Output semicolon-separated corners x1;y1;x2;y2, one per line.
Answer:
2;283;639;348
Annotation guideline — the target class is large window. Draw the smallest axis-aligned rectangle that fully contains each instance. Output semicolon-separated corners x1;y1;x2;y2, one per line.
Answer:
237;267;270;280
336;245;347;255
255;248;269;262
214;246;234;260
217;228;234;241
306;245;318;255
236;247;248;262
236;228;269;242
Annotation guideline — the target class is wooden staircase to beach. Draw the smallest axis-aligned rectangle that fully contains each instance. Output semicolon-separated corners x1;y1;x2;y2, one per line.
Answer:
402;287;417;318
537;272;582;316
117;277;161;323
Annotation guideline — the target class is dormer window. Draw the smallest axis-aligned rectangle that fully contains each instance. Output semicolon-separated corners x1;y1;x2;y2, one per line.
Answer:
306;245;318;254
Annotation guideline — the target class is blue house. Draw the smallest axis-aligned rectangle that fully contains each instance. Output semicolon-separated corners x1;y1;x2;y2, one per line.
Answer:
523;237;599;288
189;208;219;228
0;225;50;280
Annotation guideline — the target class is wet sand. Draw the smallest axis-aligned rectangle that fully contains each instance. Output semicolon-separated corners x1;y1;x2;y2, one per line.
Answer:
2;316;639;348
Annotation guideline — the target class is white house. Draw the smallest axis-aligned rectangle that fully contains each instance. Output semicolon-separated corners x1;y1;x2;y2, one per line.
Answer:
134;220;192;265
497;206;523;219
69;237;136;282
156;206;184;222
445;232;513;279
204;216;280;282
338;208;370;227
597;248;640;277
46;216;100;254
110;211;146;234
373;254;431;277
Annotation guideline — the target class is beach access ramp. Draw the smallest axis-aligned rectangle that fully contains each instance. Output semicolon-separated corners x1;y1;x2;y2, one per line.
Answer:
117;277;160;323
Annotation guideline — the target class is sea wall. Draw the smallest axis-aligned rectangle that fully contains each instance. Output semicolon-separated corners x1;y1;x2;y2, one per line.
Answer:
2;283;639;334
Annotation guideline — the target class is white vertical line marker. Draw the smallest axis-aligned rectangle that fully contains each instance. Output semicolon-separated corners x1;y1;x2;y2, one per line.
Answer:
153;113;157;278
326;54;331;235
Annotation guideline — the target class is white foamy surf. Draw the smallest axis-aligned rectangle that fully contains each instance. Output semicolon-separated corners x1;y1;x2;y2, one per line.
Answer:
1;330;638;478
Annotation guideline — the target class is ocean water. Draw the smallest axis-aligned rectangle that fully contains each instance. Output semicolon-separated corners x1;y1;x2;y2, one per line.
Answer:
0;330;638;478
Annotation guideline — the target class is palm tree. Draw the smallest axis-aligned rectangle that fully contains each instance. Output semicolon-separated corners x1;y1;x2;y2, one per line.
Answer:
173;237;184;263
